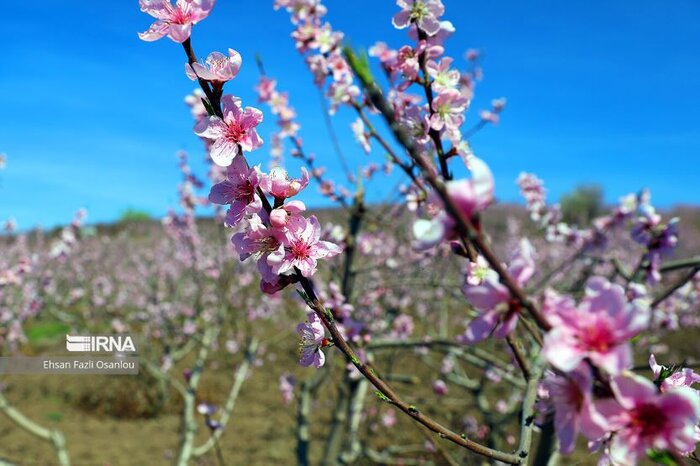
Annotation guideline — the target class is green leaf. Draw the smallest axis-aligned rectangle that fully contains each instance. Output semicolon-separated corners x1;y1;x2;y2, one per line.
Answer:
201;97;217;117
374;391;391;403
342;45;374;86
647;450;679;465
296;289;311;306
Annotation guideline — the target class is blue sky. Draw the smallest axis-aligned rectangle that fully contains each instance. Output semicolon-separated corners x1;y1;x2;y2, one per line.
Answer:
1;0;699;229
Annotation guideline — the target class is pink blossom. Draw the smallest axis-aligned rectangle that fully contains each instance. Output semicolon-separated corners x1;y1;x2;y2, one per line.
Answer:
429;89;469;139
306;55;329;86
185;49;241;84
327;81;360;115
268;216;342;278
297;312;327;368
464;255;490;286
279;373;296;404
465;49;480;61
458;239;535;343
649;354;700;393
539;365;607;454
408;19;454;46
392;0;445;36
319;180;336;198
208;156;263;227
309;23;343;54
400;105;430;146
592;373;700;464
412;157;494;250
542;277;650;374
381;409;397;428
396;45;421;81
447;163;495;218
369;42;398;70
262;167;310;200
269;200;306;229
273;0;327;23
194;95;263;166
274;0;327;24
433;379;448;396
231;214;281;263
138;0;215;43
479;110;499;124
391;314;414;340
256;76;277;102
426;57;460;93
184;88;208;122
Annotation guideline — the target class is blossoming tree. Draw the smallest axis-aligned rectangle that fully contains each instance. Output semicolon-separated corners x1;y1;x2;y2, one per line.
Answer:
47;0;697;463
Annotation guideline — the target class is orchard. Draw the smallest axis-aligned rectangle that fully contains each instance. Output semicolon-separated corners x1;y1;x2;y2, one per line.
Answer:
1;1;699;465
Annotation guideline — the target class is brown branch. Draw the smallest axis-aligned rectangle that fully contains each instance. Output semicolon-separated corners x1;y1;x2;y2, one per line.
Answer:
651;265;700;308
297;276;520;464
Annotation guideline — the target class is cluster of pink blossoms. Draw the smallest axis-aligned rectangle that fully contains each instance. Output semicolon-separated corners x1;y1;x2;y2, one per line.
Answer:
630;193;679;284
518;173;681;284
537;278;700;461
274;0;359;115
201;99;341;292
459;239;535;343
255;75;348;203
516;172;595;246
139;1;342;297
256;76;299;167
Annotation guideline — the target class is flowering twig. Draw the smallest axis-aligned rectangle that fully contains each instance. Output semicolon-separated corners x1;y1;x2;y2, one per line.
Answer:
345;48;551;333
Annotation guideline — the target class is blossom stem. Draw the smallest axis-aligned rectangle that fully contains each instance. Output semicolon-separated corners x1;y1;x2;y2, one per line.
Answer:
514;357;545;462
660;256;700;273
181;39;221;118
651;265;700;308
416;28;450;180
317;87;355;184
506;334;531;379
290;136;349;208
0;392;71;466
352;102;427;195
461;120;488;140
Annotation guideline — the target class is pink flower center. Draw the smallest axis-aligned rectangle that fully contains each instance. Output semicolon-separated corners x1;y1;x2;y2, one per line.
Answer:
170;7;194;25
290;240;311;260
579;323;614;353
254;236;279;254
234;181;255;203
630;403;667;438
562;381;585;412
225;121;246;143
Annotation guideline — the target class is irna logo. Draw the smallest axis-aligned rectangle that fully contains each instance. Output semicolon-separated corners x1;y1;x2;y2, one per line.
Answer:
66;335;137;353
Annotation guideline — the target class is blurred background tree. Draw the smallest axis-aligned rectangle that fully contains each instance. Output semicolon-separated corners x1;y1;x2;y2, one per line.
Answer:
560;184;604;226
118;208;152;223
